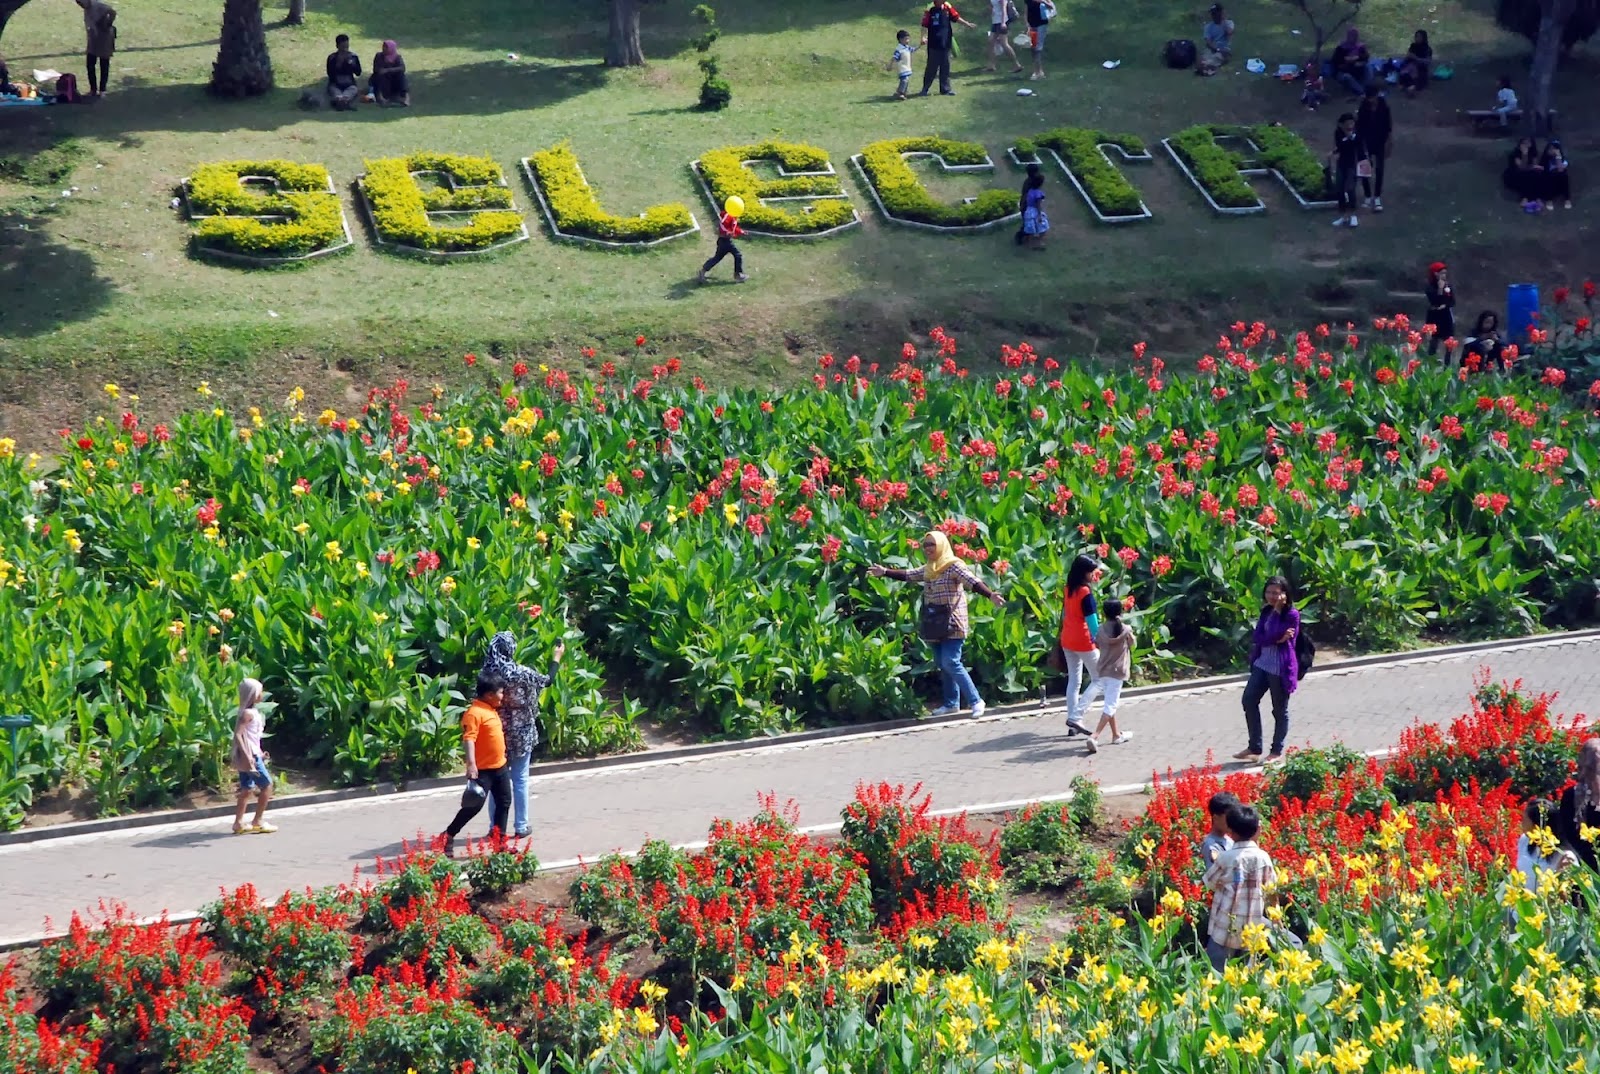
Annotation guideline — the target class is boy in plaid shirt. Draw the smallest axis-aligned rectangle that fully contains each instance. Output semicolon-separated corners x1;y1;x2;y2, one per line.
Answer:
698;207;748;284
1202;803;1277;971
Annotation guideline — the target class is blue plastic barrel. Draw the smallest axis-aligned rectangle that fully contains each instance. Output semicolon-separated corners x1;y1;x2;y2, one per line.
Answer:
1506;283;1540;343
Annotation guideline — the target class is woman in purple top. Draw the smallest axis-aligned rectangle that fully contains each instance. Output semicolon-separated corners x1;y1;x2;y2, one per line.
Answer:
1235;575;1300;763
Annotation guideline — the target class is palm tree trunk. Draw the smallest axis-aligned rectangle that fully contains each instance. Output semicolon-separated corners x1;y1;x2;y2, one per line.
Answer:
606;0;646;67
210;0;275;97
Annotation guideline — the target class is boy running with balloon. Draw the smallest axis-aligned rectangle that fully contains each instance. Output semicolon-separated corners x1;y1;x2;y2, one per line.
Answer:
698;195;748;283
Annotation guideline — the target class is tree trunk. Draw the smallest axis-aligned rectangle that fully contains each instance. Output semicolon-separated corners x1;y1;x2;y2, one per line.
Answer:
210;0;275;97
0;0;37;47
606;0;645;67
286;0;305;25
1528;0;1575;134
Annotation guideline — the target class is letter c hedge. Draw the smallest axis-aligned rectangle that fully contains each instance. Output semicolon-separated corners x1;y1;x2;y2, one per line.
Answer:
855;137;1016;229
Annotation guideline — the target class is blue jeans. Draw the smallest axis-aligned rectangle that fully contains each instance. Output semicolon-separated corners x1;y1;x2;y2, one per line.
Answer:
1242;666;1290;755
932;638;981;709
1206;937;1241;972
896;73;910;95
488;751;532;837
1335;70;1367;95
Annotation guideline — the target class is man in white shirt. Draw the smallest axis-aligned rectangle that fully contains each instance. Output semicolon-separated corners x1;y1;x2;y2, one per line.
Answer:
1494;76;1519;126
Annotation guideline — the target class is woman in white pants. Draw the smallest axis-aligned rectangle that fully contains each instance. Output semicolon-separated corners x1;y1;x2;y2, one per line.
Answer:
1057;554;1103;733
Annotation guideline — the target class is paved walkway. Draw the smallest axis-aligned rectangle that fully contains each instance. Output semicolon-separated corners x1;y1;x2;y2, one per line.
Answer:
2;636;1597;945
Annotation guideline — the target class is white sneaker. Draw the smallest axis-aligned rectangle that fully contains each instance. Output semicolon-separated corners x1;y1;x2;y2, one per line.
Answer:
1348;216;1359;227
929;704;959;717
1332;217;1348;227
1373;197;1384;212
970;700;987;719
1084;736;1100;754
1112;732;1134;745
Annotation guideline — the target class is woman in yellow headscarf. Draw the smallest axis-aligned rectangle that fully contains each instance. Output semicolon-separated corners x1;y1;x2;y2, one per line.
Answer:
869;530;1007;718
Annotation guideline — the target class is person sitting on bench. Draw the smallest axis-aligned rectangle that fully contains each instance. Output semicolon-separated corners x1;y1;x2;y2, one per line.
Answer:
1492;76;1518;125
366;39;409;106
326;33;362;110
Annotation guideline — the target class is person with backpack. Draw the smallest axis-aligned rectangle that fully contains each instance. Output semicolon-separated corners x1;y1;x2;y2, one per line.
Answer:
918;0;979;97
1235;575;1302;764
75;0;117;97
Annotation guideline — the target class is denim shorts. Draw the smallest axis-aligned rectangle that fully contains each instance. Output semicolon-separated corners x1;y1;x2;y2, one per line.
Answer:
1031;24;1046;51
237;758;271;792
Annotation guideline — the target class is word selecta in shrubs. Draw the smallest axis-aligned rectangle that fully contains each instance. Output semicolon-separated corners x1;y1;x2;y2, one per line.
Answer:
180;125;1331;262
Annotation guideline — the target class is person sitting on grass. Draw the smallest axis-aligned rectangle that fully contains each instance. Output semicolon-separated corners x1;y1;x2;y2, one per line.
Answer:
1199;4;1234;73
1541;140;1572;211
1329;28;1370;96
1461;310;1504;369
326;33;362;111
439;672;511;858
365;40;409;106
1504;136;1543;212
1202;803;1277;971
1397;29;1431;95
231;678;277;835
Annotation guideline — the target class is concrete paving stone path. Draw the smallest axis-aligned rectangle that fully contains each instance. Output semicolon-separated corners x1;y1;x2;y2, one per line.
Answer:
2;635;1598;946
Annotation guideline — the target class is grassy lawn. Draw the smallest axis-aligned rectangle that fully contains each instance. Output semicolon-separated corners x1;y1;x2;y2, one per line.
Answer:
0;0;1594;442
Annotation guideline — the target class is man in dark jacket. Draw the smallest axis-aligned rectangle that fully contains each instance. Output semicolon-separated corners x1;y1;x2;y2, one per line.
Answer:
919;1;978;96
326;33;362;110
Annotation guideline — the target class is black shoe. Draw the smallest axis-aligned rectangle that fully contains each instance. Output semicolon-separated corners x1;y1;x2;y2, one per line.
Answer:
1065;720;1091;737
940;89;956;95
439;833;454;858
917;89;930;96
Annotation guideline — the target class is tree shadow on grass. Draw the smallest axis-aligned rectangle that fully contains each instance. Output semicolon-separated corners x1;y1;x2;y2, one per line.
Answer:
0;206;115;339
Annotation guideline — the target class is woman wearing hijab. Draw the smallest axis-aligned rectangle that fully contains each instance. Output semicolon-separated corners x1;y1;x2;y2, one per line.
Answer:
1329;28;1370;96
1424;261;1455;358
367;39;410;106
1541;140;1572;211
1557;739;1600;873
868;531;1006;718
478;630;563;838
1397;29;1431;94
1235;575;1300;764
231;678;277;835
1057;554;1103;734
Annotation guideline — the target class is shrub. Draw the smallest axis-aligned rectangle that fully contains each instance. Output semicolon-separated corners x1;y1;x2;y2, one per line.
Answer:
0;961;100;1074
361;152;525;252
1030;128;1149;217
1167;125;1257;208
569;838;684;937
696;142;856;234
186;160;347;259
856;137;1017;227
1246;123;1328;201
528;142;695;243
203;884;359;1006
1066;774;1102;830
1258;742;1375;812
459;836;541;897
999;802;1091;891
385;875;497;974
359;844;460;930
841;782;1005;921
314;963;520;1074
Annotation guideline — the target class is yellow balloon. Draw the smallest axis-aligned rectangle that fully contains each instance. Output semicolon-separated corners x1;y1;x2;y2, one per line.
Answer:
724;195;746;218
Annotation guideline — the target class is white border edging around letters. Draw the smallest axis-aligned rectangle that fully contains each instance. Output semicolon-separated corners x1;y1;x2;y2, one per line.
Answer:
1162;137;1265;216
180;172;354;265
1006;145;1153;224
687;160;860;240
849;152;1020;233
355;172;529;259
1164;132;1339;216
519;157;699;249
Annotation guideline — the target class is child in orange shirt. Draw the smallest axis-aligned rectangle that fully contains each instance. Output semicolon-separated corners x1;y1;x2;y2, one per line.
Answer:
698;209;748;284
440;673;509;856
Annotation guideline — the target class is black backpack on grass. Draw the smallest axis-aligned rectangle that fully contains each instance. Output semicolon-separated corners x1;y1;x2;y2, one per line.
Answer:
1165;39;1196;69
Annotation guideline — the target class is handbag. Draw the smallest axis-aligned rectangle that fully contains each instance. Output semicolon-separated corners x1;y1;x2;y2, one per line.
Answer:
1356;158;1374;178
919;601;959;641
1044;644;1066;673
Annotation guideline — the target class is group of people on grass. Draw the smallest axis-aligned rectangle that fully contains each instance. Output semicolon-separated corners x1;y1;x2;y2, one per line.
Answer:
888;0;1054;99
1504;136;1574;213
1326;89;1395;226
1423;260;1513;367
325;33;410;109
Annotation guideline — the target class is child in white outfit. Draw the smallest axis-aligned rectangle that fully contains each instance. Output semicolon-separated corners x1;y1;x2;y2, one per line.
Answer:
888;30;917;99
1083;599;1134;754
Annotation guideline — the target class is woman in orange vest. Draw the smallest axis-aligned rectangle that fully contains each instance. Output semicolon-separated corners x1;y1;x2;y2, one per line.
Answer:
1058;554;1103;734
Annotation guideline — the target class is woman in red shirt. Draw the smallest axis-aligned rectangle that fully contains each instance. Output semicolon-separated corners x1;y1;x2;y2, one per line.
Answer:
1058;554;1102;734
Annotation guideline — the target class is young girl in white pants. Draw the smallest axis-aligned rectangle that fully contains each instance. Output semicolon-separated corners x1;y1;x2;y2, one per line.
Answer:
1083;599;1134;754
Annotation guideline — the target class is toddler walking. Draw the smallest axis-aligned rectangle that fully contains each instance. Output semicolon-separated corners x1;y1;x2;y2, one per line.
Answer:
231;678;277;834
888;30;917;99
1082;599;1133;754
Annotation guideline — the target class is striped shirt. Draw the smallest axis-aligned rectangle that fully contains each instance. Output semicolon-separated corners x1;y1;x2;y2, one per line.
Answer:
1253;645;1281;677
1203;840;1277;949
891;562;988;638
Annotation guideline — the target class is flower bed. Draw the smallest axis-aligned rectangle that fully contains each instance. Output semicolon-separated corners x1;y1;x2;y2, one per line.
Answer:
358;151;527;254
5;684;1599;1072
523;142;698;247
1012;129;1152;222
3;328;1600;822
692;141;858;236
852;137;1017;230
183;160;351;262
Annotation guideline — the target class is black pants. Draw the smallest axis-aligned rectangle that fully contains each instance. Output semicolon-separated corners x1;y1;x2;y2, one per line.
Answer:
86;53;110;94
444;764;510;839
920;45;952;94
1242;667;1290;755
702;234;743;275
369;69;409;99
1334;163;1359;211
1426;313;1454;355
1360;151;1386;199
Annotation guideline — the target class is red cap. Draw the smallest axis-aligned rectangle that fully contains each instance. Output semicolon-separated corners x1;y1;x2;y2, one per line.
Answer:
1429;261;1446;273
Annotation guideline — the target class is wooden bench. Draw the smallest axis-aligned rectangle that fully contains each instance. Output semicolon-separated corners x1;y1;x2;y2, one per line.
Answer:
1466;108;1557;133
